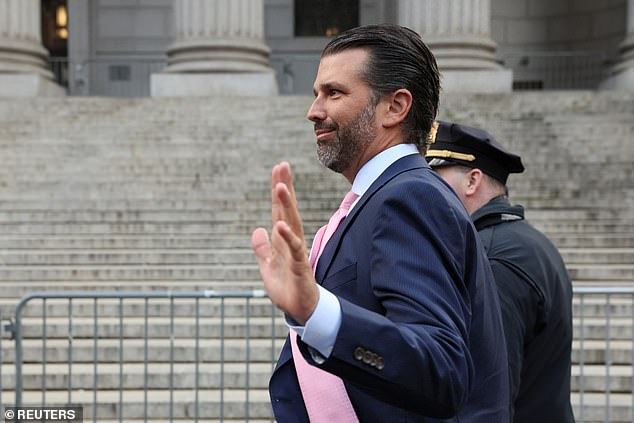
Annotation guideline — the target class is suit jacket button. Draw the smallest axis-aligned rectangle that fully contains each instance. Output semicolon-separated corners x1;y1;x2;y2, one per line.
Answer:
354;347;364;361
376;357;384;370
363;350;373;364
370;354;377;367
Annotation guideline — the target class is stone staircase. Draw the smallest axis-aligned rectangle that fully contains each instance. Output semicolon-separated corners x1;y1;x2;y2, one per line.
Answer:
0;92;631;421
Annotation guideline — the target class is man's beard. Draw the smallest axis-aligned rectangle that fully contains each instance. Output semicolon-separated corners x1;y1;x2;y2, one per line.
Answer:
316;101;377;174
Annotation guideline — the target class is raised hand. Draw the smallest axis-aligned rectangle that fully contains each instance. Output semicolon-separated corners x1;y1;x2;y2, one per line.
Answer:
251;162;319;325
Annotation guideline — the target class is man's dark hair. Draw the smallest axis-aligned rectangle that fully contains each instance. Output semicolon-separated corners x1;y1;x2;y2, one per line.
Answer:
322;24;441;150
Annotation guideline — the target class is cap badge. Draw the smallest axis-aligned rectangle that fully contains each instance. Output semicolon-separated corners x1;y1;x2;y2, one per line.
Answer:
427;121;439;144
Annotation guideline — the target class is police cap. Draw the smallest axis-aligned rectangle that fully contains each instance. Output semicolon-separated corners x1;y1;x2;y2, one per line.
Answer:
425;121;524;184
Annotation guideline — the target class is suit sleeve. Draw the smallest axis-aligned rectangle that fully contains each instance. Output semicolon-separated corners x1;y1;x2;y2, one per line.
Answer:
300;181;477;418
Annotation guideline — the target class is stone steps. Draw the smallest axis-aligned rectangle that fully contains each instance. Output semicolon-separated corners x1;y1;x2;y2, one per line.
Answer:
27;317;634;354
0;264;261;282
572;340;633;365
1;362;274;390
0;218;628;234
0;264;628;283
4;296;274;316
0;232;631;250
0;388;274;420
0;234;253;249
532;222;634;234
560;248;634;264
1;159;631;175
0;292;627;318
0;358;628;383
15;316;287;339
568;265;634;282
0;345;630;418
4;309;633;341
572;392;633;422
0;391;629;422
0;247;628;267
0;249;258;265
573;296;634;316
0;282;263;304
549;234;634;248
0;222;261;235
2;289;631;322
0;187;630;208
1;312;630;363
0;362;628;394
572;317;634;340
0;232;632;249
524;208;634;221
571;364;632;392
1;338;285;363
0;339;629;420
0;334;630;369
0;92;631;420
3;207;628;224
0;210;630;226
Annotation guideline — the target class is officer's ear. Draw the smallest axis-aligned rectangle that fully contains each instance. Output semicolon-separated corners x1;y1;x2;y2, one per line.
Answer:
465;168;484;195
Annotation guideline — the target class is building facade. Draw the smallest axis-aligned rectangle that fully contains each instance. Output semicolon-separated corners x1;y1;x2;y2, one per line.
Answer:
0;0;632;96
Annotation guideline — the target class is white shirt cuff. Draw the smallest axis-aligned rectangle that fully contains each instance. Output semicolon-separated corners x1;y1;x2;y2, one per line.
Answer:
286;285;342;358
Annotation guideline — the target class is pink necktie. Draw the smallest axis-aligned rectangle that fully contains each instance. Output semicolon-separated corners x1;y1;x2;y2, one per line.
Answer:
308;191;359;270
290;191;360;422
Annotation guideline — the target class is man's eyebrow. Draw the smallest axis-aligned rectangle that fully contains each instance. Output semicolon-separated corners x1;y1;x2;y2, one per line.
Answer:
314;82;346;95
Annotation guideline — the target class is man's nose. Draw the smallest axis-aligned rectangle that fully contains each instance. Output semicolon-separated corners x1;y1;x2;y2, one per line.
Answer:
306;97;326;122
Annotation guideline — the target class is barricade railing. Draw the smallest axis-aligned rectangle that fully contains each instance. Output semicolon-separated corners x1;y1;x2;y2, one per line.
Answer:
2;287;633;421
573;286;634;423
7;289;281;422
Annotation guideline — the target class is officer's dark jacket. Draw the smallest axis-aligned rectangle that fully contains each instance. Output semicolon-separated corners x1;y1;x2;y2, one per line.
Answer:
472;196;575;423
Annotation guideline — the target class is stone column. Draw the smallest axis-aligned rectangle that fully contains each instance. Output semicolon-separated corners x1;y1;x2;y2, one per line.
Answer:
601;0;634;90
398;0;512;92
151;0;277;97
0;0;65;96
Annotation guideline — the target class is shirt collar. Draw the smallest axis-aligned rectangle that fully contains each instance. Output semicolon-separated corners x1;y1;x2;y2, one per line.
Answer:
349;143;419;211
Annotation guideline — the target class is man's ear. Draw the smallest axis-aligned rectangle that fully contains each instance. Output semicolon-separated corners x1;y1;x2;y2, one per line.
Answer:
381;88;412;128
465;168;484;196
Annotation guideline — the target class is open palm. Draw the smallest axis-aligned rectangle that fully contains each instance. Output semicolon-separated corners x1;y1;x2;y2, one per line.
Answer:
251;162;319;325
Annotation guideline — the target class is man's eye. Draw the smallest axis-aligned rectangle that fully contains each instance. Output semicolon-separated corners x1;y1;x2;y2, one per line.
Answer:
329;89;341;96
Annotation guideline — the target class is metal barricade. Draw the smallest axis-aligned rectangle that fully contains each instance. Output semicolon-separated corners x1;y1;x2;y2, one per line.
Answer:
9;290;282;422
4;287;634;421
573;287;634;423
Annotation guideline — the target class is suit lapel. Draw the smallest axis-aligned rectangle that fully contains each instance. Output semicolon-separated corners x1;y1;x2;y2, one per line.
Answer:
315;154;429;282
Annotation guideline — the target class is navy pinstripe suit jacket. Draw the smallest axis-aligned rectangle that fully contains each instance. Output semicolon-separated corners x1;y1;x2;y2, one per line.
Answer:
269;154;510;422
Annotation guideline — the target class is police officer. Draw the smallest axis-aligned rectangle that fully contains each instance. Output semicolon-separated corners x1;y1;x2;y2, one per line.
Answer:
426;121;575;423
